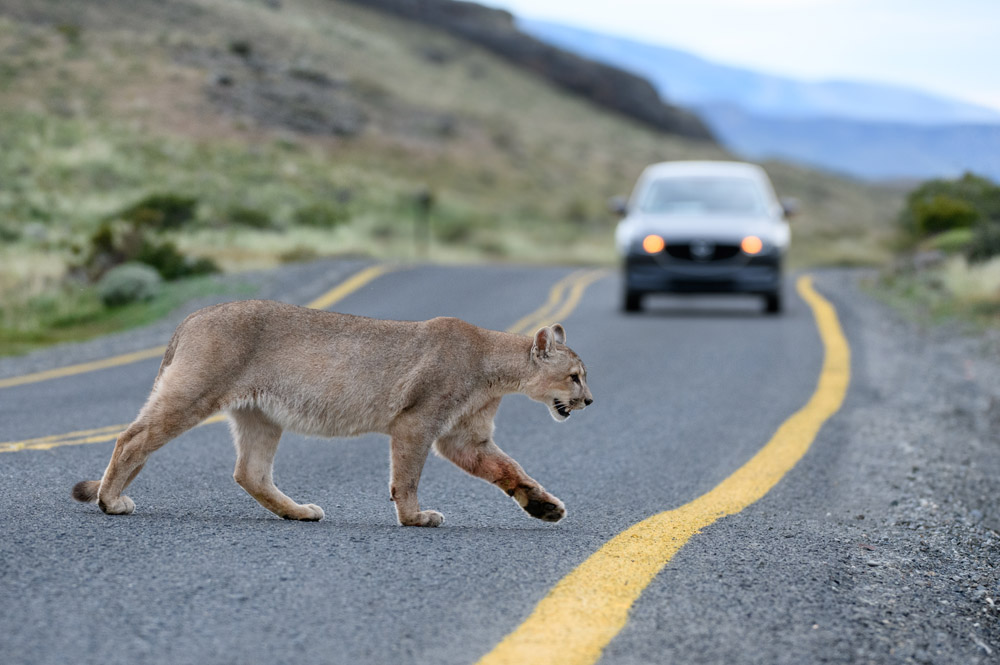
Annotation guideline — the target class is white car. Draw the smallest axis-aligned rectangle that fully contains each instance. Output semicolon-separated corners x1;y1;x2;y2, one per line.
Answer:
614;161;792;313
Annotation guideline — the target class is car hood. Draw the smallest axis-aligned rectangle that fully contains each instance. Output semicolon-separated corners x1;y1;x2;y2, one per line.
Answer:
622;213;780;241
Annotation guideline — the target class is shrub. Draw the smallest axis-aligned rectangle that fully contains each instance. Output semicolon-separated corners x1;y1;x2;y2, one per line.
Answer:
97;263;162;307
913;195;978;236
81;220;218;281
116;193;199;231
293;203;349;228
0;225;21;242
226;206;275;229
137;239;219;280
229;40;252;58
899;172;1000;239
433;213;474;244
925;228;973;254
966;222;1000;263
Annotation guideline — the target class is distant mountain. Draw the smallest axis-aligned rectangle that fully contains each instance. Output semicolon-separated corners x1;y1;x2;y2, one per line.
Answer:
520;18;1000;181
520;19;1000;126
699;105;1000;181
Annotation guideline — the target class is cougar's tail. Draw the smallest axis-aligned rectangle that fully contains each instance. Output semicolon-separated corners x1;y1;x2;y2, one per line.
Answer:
71;480;100;503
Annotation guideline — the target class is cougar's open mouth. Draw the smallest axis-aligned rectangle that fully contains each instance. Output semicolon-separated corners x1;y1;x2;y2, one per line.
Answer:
553;399;571;419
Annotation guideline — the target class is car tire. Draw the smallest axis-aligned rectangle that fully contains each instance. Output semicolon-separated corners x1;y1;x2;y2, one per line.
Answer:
764;292;782;314
623;290;643;313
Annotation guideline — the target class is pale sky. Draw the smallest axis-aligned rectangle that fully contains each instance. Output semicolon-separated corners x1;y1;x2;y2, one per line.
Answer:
480;0;1000;112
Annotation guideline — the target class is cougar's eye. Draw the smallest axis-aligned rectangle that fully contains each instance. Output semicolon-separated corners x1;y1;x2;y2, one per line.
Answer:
570;373;580;384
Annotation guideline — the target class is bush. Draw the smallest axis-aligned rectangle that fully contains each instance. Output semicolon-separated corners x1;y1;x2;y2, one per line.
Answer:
925;227;973;254
82;220;218;281
0;225;21;242
226;206;275;229
913;195;978;236
116;193;199;231
966;222;1000;263
97;263;162;307
293;203;349;228
899;172;1000;239
137;239;219;280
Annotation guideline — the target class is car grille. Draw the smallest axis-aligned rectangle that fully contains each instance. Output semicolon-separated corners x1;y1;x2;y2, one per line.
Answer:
665;243;742;261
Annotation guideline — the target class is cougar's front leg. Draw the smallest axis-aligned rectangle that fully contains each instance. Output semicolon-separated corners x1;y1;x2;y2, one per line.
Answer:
434;432;566;523
389;432;442;527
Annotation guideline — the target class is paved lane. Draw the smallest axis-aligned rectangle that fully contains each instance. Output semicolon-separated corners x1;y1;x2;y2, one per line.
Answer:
1;261;833;665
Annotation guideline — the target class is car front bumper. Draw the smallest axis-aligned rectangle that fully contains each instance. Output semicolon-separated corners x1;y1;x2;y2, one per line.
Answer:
624;254;783;295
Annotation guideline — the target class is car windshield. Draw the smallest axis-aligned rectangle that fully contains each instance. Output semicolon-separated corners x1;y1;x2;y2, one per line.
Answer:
638;176;768;216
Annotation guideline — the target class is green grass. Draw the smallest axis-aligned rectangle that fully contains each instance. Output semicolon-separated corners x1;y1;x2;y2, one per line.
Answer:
0;274;253;357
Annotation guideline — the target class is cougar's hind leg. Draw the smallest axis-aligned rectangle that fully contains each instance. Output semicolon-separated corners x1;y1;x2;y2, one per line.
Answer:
96;392;211;515
230;407;323;521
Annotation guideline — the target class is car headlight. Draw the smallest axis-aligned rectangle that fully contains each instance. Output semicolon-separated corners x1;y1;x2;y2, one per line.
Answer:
642;234;665;254
741;235;763;255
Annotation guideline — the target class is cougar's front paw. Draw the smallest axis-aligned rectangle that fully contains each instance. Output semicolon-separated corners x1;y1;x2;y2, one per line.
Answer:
399;510;444;527
525;496;565;522
510;486;566;523
98;495;135;515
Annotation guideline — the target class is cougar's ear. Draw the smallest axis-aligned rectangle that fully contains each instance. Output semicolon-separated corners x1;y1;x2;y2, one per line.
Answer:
532;326;556;359
550;323;566;345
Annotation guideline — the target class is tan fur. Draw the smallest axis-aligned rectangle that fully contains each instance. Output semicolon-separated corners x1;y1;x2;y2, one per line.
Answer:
71;300;593;526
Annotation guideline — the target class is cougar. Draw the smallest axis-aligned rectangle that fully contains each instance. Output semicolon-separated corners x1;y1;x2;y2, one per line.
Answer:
72;300;593;526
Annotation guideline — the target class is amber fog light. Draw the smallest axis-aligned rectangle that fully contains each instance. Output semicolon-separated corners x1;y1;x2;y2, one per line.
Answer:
642;235;665;254
741;235;763;255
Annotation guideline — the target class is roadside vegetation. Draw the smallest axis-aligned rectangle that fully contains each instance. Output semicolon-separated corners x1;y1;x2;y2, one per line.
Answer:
874;172;1000;327
0;0;902;355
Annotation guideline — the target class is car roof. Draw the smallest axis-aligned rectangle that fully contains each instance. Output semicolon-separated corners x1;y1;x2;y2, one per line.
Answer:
639;160;770;180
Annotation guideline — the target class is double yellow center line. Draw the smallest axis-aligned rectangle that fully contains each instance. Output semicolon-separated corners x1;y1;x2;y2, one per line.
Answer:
507;269;608;335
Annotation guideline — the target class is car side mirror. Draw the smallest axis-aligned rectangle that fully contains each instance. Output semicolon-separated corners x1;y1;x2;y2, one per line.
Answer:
780;197;800;219
608;195;628;216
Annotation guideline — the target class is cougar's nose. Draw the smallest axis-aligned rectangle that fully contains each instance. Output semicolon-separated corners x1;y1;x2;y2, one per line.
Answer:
584;397;593;406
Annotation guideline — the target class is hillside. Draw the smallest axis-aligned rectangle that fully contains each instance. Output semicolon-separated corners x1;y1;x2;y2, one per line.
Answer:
339;0;712;140
0;0;903;350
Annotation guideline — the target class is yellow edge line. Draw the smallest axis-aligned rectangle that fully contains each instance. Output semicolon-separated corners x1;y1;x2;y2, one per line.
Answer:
305;264;395;310
0;264;394;392
475;274;851;665
0;346;169;390
0;414;228;453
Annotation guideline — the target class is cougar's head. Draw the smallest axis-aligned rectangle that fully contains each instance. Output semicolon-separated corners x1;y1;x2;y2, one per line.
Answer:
525;324;593;422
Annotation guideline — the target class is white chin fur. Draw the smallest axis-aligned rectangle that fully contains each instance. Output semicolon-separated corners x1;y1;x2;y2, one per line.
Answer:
548;406;570;422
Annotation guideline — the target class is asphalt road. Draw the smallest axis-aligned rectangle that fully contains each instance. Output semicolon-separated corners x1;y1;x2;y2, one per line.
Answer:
1;262;997;665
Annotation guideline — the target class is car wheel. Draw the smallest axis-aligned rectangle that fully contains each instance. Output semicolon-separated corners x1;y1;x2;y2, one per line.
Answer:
623;290;643;313
764;292;782;314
